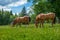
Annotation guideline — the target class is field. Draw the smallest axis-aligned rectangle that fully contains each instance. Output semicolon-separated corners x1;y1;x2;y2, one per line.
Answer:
0;24;60;40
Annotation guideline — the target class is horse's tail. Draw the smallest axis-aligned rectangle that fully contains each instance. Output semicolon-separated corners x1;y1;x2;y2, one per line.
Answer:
53;16;56;24
29;17;31;22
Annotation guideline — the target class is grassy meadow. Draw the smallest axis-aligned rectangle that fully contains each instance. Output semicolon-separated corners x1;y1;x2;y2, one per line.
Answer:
0;24;60;40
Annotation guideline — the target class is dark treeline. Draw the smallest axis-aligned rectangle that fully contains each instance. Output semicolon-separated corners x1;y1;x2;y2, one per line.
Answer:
0;9;15;25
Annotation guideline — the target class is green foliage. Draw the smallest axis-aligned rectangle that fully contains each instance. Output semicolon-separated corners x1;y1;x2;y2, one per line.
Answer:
55;0;60;17
30;14;36;23
32;0;55;15
0;9;14;25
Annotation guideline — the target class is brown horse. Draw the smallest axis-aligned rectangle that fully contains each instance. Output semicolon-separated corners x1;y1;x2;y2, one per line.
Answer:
11;16;31;27
35;12;56;28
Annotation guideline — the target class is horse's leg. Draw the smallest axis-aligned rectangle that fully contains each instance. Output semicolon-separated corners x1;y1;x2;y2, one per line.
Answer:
40;23;41;27
52;20;54;27
42;22;44;27
41;23;43;27
51;21;53;27
19;23;21;27
26;22;29;27
36;24;38;28
15;23;18;27
39;21;41;28
12;23;16;27
51;19;54;27
35;21;38;28
41;20;44;28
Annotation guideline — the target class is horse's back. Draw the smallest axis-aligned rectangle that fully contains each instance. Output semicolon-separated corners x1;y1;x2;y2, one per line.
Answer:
36;12;55;21
47;12;55;19
36;13;46;20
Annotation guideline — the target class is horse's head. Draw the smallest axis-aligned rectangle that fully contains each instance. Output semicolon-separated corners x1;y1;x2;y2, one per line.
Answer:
35;15;40;28
10;22;14;27
10;18;18;27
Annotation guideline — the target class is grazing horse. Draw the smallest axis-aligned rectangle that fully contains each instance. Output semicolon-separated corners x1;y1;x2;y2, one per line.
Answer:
35;12;56;28
11;16;31;27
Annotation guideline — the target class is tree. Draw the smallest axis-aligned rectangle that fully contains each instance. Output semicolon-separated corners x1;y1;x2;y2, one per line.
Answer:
29;0;55;15
0;9;14;25
10;10;13;15
19;6;27;17
55;0;60;23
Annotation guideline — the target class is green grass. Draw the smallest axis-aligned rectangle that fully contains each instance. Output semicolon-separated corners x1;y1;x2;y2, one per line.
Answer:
0;24;60;40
